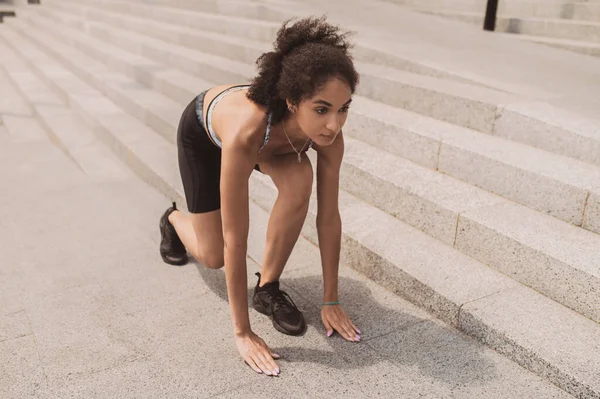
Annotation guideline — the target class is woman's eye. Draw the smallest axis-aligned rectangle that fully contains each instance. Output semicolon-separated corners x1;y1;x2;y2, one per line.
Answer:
339;107;350;113
316;108;327;115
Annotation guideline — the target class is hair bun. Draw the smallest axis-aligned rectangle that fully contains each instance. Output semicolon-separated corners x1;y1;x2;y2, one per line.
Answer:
275;16;352;58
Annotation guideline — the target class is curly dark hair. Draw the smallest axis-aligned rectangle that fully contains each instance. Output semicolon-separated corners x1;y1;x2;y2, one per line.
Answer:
247;16;360;124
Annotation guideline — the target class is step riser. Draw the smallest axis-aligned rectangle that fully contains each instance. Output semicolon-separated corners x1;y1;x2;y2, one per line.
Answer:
536;39;600;57
494;108;600;167
399;0;600;22
358;73;498;134
498;18;600;43
346;112;441;170
79;6;268;66
438;143;589;227
456;214;600;324
341;162;461;246
422;9;600;43
65;0;281;42
83;0;291;22
19;9;600;235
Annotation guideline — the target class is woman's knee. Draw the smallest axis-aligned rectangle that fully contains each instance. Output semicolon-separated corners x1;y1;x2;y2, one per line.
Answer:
189;243;224;269
204;253;225;269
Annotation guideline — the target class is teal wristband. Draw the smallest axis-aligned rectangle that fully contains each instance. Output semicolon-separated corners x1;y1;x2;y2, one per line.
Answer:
322;301;340;306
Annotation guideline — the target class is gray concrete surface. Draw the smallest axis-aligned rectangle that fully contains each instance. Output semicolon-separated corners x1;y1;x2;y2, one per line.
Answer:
0;89;576;399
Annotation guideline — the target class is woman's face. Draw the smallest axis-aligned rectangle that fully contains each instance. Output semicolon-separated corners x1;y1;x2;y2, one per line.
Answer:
294;77;353;147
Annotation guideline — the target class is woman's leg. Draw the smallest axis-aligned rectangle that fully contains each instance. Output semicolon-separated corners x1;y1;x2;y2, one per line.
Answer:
169;210;225;269
257;152;313;286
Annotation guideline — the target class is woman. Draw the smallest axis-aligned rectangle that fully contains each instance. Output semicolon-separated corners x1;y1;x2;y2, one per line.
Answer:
158;16;360;376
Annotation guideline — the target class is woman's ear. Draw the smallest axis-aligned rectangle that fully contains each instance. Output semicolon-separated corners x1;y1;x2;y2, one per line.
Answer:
285;100;297;114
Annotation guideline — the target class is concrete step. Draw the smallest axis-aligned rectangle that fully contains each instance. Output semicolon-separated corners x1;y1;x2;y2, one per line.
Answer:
6;13;208;145
43;0;600;172
8;10;600;326
0;44;132;183
387;0;600;22
14;6;600;236
421;9;600;43
0;25;186;204
2;17;599;399
502;31;600;57
498;16;600;43
348;97;600;234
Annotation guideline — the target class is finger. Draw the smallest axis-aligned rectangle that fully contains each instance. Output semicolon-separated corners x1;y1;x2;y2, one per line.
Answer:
340;322;357;342
350;320;361;335
252;353;273;376
270;350;281;359
245;358;263;374
345;321;360;341
333;321;354;342
258;349;279;376
322;317;334;337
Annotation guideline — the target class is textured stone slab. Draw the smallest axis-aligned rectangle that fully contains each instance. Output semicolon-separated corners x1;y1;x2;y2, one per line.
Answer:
1;113;47;143
367;319;573;399
457;201;600;323
0;310;30;342
0;335;47;398
342;135;505;246
438;126;600;226
25;284;147;381
495;101;600;167
460;286;600;399
584;191;600;234
356;61;519;133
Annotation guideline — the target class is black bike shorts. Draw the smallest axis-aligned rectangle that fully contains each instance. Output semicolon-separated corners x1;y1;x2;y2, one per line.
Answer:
176;92;261;214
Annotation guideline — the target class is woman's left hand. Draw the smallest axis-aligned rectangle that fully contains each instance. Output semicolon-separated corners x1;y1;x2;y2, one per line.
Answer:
321;304;361;342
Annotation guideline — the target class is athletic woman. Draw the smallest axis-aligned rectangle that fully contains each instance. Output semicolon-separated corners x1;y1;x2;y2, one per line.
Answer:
158;16;360;376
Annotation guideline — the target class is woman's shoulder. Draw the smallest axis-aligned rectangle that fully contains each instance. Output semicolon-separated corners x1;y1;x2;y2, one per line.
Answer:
209;84;270;150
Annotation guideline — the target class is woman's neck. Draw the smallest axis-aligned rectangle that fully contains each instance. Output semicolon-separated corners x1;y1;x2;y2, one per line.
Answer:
279;116;309;145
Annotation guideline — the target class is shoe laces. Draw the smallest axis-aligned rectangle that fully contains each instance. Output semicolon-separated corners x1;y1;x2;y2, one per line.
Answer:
263;284;298;314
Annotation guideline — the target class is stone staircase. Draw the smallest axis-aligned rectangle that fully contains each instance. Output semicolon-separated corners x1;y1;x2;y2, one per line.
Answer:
0;0;598;397
384;0;600;57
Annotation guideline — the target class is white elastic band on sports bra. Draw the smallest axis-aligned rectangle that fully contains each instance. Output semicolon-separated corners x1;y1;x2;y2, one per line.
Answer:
204;86;250;149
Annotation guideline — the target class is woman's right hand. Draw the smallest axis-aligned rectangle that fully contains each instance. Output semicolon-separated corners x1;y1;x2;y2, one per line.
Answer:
235;330;281;376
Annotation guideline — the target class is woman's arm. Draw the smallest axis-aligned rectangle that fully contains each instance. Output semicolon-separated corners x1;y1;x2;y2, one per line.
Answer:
220;131;281;375
220;135;256;335
316;132;345;302
315;133;361;342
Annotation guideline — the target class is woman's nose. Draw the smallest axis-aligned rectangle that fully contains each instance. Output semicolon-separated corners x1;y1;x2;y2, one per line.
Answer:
326;115;341;133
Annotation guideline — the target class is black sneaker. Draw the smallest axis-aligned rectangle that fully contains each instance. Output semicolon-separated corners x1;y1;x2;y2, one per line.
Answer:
252;272;306;336
159;202;188;266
